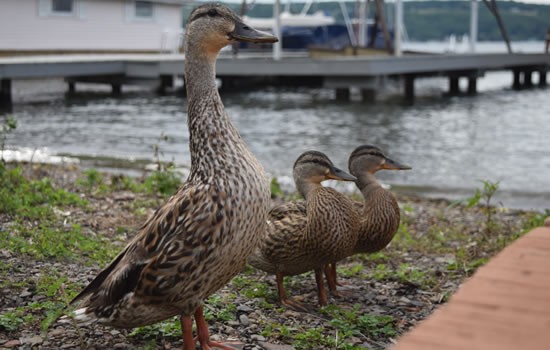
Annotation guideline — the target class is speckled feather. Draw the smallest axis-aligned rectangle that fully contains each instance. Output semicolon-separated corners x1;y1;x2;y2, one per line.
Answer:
249;176;360;276
69;3;271;329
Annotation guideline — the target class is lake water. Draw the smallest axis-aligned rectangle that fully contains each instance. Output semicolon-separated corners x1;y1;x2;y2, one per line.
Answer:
3;42;550;211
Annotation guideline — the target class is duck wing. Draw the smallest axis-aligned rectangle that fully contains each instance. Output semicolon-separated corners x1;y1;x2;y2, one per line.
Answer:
70;181;225;320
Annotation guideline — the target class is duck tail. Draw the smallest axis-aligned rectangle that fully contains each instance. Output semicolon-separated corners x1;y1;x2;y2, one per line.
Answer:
58;307;97;326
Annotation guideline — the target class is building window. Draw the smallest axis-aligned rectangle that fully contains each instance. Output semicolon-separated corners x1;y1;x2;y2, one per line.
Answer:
52;0;74;14
135;1;153;18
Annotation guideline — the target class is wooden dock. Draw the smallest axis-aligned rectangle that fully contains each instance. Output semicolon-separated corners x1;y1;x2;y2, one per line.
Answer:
392;223;550;350
0;52;549;107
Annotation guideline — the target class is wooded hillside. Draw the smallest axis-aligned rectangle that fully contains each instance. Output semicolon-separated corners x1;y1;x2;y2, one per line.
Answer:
183;1;550;41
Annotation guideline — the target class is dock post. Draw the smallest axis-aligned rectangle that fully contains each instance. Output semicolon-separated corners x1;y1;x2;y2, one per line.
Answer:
524;70;533;88
540;70;547;87
512;69;522;90
67;81;76;94
157;75;174;94
404;75;415;103
467;76;477;95
449;76;460;95
111;83;122;96
335;88;350;101
0;79;12;109
361;89;376;103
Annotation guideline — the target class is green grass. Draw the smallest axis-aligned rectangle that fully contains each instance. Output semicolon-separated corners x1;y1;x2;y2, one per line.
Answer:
0;165;86;220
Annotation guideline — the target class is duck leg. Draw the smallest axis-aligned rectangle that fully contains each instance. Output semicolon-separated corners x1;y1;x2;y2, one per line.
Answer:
325;263;352;298
194;305;237;350
314;267;328;307
324;263;338;293
276;272;308;312
180;314;196;350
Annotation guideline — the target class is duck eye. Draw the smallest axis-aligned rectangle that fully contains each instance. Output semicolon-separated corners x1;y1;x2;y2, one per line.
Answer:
207;9;218;17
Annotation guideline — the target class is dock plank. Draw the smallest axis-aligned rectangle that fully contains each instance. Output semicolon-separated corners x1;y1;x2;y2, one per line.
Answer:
392;226;550;350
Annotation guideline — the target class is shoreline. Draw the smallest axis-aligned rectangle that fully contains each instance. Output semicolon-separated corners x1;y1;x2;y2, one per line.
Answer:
3;148;549;212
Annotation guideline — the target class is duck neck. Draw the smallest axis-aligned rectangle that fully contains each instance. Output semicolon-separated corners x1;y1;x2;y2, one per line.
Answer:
184;41;243;179
296;180;321;201
355;172;381;197
185;41;218;103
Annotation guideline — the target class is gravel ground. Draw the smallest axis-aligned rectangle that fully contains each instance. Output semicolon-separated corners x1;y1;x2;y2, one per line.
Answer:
0;164;540;350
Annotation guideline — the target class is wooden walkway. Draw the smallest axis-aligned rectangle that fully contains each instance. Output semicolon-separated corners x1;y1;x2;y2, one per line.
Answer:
392;223;550;350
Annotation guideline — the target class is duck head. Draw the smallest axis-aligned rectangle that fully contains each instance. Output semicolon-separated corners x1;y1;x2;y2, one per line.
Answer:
185;3;278;56
293;150;356;198
348;144;411;179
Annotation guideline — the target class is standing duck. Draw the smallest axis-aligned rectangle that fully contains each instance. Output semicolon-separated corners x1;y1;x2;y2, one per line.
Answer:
324;145;411;293
68;4;277;349
249;151;360;310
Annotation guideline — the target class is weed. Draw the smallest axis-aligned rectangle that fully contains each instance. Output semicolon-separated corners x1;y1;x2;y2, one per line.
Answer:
466;180;500;236
76;168;105;192
130;316;182;339
337;264;365;278
270;177;283;198
0;310;26;332
204;294;236;322
293;327;336;349
143;169;181;196
151;132;174;172
1;116;17;164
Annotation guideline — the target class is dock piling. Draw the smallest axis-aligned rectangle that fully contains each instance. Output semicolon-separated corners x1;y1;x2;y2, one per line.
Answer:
449;76;460;96
467;76;477;95
540;70;547;87
361;89;376;102
335;88;350;101
404;75;415;103
0;79;12;109
513;69;522;90
111;83;122;96
157;75;174;94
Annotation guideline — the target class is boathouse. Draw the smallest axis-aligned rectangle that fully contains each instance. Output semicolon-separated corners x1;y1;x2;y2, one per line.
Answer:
0;0;186;55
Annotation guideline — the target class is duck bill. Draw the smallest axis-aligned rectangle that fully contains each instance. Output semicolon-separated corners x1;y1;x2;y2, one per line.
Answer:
382;158;412;171
327;166;357;182
229;19;278;43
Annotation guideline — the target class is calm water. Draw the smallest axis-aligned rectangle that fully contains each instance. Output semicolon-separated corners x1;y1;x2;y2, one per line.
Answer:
3;43;550;211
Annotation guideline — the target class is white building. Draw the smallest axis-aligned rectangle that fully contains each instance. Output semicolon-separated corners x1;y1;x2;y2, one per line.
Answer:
0;0;187;54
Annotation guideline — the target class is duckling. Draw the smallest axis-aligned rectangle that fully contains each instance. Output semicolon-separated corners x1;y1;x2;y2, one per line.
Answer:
249;151;360;309
67;4;277;349
324;144;411;293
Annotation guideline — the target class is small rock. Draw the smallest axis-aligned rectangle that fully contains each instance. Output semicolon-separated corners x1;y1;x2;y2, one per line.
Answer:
48;328;65;337
258;342;294;350
237;304;253;313
239;314;250;326
113;343;128;349
20;335;43;346
19;290;32;298
409;299;424;307
2;340;20;348
250;334;266;342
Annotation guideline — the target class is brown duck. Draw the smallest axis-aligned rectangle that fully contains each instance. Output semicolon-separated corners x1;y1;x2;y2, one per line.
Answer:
248;151;360;309
324;144;411;293
67;4;277;349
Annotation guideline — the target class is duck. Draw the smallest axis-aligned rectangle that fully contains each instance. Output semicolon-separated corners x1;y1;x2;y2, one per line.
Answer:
248;151;360;310
324;144;411;293
67;4;277;349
